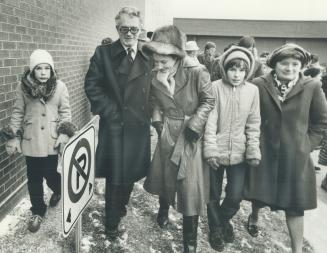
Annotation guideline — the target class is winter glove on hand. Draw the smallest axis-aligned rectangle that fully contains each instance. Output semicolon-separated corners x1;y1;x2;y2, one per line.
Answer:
5;138;21;155
54;134;70;155
184;127;200;143
246;158;260;168
207;157;220;170
152;121;164;137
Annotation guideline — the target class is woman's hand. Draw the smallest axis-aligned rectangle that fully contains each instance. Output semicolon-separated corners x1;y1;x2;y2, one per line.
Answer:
5;138;21;155
207;157;220;170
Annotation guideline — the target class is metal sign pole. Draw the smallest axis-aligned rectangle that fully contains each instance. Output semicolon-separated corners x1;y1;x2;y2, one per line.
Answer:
75;215;82;253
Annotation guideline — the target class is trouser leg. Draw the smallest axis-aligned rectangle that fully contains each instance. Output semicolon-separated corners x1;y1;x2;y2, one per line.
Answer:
26;157;47;217
43;155;61;195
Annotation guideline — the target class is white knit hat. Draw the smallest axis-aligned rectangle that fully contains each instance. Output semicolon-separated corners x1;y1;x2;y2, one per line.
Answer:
29;49;54;71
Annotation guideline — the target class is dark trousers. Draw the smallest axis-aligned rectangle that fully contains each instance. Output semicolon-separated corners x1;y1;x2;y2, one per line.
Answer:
105;178;134;229
207;163;246;231
26;155;60;217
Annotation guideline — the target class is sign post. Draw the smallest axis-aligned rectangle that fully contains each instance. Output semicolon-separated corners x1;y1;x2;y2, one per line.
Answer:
61;123;95;247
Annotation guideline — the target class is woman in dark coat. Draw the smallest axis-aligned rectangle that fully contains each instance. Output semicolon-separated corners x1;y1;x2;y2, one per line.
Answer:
244;43;327;253
142;25;215;252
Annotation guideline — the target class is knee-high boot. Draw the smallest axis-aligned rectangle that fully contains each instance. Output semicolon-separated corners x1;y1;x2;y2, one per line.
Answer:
157;196;169;228
183;215;198;253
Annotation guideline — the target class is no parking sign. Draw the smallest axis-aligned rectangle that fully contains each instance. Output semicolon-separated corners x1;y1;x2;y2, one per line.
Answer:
62;124;95;238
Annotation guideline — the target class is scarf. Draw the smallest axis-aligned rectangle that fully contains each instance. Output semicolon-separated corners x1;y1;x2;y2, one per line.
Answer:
273;72;299;102
21;70;57;101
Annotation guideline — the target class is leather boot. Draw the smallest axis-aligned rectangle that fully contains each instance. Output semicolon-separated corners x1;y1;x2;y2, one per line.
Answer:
183;215;198;253
207;201;224;251
157;196;169;228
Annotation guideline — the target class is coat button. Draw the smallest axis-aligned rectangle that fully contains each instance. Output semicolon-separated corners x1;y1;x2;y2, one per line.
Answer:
124;106;128;110
42;113;46;117
142;106;145;110
142;88;146;93
41;126;44;130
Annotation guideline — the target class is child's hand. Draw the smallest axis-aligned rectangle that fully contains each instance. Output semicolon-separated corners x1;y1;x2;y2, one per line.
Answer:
207;157;220;170
246;158;260;168
5;138;21;155
54;134;70;155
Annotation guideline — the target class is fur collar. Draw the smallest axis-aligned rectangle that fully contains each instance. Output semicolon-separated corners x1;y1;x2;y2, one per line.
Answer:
21;70;57;101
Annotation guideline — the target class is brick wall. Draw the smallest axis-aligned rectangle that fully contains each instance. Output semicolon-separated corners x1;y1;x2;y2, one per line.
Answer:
0;0;160;220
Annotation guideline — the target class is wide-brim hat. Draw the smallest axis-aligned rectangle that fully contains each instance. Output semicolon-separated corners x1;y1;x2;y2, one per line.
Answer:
185;41;199;51
266;43;311;69
142;25;186;58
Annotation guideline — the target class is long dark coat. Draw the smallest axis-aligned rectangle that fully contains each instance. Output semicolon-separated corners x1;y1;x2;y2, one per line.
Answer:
244;72;327;211
143;58;215;216
84;40;151;184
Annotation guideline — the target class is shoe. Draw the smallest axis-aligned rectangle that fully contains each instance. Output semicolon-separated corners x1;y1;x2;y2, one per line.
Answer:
246;214;259;237
222;220;234;243
28;214;43;233
209;230;224;252
157;209;169;228
105;227;119;240
49;193;61;207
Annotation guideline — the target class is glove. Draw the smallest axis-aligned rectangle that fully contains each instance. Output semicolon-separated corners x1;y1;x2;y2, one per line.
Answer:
5;138;22;155
54;134;70;155
246;158;260;168
152;121;163;137
184;127;200;143
207;157;220;170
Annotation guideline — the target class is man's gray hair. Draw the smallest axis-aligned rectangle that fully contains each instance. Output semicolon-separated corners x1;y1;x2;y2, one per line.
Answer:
115;6;143;27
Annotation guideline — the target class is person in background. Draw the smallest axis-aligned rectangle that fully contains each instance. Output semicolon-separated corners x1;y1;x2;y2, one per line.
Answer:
1;49;76;233
84;6;152;240
259;51;271;74
318;74;327;191
244;43;327;253
238;36;265;81
198;41;216;78
185;40;200;65
101;37;113;45
203;46;261;251
142;25;215;252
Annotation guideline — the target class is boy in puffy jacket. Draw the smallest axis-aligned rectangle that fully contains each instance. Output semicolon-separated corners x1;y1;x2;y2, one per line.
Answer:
203;46;261;251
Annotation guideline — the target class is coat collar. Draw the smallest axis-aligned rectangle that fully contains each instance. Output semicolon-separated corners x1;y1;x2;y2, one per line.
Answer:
111;39;148;60
260;72;309;110
151;56;196;98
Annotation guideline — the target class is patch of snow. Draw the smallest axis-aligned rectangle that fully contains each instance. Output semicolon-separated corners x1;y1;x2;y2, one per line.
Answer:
240;238;253;249
81;235;95;252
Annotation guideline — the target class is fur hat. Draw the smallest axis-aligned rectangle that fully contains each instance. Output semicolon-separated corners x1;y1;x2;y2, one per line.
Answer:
30;49;54;71
142;25;186;58
266;43;311;69
204;41;216;51
185;41;199;51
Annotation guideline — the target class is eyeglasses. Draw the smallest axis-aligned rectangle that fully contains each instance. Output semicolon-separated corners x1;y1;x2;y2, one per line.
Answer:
118;26;140;35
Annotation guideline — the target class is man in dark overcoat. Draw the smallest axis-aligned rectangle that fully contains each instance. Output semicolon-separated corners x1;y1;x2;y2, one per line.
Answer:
84;6;151;240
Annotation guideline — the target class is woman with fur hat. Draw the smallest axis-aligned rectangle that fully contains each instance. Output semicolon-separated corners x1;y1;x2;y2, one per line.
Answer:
203;46;261;251
2;49;76;233
142;25;215;252
244;43;327;253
